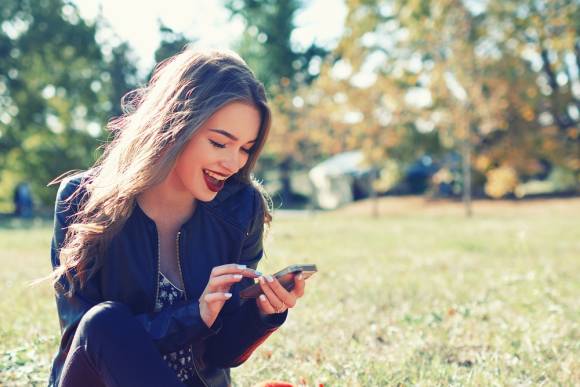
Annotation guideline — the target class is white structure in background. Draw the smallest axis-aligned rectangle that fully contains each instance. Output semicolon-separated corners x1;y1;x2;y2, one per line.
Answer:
308;150;370;210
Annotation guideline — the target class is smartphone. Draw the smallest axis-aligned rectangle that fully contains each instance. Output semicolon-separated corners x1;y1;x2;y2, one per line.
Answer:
239;264;317;298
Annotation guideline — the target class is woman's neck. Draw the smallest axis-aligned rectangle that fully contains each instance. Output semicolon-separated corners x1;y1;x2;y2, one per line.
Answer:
136;172;196;227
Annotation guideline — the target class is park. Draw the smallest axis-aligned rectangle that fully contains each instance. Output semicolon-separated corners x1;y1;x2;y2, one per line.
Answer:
1;0;579;386
1;196;578;385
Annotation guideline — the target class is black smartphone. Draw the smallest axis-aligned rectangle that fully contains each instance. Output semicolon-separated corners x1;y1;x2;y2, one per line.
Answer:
239;264;317;298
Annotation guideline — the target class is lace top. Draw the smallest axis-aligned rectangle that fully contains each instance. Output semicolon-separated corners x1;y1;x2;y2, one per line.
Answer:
155;271;197;385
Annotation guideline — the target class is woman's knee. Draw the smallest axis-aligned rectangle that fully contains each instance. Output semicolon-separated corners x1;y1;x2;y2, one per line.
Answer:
77;301;132;338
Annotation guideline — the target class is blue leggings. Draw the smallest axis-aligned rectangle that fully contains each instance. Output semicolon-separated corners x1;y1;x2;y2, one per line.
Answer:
59;301;186;387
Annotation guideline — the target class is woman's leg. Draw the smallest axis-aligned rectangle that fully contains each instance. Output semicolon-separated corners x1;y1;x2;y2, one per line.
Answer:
59;301;185;387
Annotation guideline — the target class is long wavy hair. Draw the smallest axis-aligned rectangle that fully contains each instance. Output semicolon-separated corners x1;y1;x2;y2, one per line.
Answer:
45;48;273;296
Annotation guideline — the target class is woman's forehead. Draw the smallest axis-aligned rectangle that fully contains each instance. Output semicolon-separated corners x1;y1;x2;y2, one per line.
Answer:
202;102;260;142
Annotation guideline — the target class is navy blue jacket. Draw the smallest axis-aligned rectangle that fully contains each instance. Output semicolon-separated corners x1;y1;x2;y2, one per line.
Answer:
48;172;287;386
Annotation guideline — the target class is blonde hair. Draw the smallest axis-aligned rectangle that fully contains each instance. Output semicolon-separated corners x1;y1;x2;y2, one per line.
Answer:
46;48;272;296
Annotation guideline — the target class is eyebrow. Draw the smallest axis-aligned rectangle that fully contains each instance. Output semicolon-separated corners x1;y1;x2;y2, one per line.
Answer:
209;128;257;144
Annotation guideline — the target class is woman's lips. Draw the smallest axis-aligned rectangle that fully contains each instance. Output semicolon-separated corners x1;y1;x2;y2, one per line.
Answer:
203;170;225;192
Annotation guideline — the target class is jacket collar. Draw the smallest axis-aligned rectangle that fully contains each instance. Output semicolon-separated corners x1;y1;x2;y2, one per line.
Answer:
205;177;247;207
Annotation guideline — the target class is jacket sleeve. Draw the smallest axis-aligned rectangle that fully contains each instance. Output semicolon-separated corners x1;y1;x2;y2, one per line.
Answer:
51;176;103;362
52;177;220;356
133;299;221;353
203;189;288;368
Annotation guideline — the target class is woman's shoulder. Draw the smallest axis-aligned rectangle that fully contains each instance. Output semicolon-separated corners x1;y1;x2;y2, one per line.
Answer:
211;178;260;205
204;178;263;229
54;170;92;207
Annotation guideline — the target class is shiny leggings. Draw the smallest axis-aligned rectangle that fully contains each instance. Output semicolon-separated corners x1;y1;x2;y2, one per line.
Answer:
59;301;185;387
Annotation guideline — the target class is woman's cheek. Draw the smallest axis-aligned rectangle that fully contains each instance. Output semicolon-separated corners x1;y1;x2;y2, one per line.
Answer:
239;155;248;169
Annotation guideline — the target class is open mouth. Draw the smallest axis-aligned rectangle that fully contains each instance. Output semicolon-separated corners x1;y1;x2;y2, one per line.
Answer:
203;169;226;192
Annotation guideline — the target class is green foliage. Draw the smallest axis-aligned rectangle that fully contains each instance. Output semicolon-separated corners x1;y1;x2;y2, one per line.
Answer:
107;41;140;119
226;0;298;90
0;0;140;210
306;0;579;199
226;0;327;91
154;23;193;65
225;0;330;203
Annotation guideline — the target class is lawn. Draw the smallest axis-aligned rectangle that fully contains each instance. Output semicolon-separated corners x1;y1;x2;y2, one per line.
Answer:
1;197;578;386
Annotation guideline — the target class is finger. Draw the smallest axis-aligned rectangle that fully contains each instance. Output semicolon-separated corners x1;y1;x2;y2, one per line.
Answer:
258;276;286;310
240;267;262;278
264;276;297;308
210;264;261;278
203;292;233;303
291;272;305;298
207;273;244;290
256;294;276;314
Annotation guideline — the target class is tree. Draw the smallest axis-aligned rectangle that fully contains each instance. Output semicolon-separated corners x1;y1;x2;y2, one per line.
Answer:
306;0;579;216
301;0;446;214
107;41;140;119
0;0;140;209
484;0;580;182
225;0;329;206
153;22;195;71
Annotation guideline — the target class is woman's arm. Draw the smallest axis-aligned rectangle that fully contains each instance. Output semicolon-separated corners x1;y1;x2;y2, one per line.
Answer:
135;261;265;353
51;176;103;356
203;189;288;368
133;299;222;353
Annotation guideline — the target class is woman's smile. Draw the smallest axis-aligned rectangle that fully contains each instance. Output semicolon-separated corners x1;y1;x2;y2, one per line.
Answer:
202;169;226;192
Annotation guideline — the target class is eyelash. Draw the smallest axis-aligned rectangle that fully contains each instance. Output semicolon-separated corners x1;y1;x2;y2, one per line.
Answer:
209;140;251;154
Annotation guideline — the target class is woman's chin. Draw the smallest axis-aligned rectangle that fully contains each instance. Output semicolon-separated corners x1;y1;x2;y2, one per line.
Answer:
193;189;219;202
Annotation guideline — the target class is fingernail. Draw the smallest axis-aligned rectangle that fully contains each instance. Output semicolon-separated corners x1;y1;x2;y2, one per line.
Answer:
259;294;266;301
234;274;242;279
253;270;263;276
297;274;303;280
266;275;274;283
237;264;247;270
224;292;232;298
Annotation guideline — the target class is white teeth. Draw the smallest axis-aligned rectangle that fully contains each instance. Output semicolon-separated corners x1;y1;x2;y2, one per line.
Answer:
204;170;226;181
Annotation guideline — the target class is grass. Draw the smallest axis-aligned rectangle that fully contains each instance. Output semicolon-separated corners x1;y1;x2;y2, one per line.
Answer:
0;197;578;386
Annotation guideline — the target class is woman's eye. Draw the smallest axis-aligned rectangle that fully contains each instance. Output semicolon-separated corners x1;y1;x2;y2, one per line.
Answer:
209;140;225;149
210;139;251;154
209;140;252;155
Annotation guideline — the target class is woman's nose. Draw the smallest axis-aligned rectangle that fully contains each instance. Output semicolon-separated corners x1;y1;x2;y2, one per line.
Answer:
220;150;242;174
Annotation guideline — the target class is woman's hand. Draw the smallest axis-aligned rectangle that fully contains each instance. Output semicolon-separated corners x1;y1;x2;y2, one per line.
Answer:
199;264;260;328
255;273;306;316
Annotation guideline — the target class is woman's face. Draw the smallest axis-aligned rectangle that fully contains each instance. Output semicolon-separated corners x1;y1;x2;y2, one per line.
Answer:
172;101;261;202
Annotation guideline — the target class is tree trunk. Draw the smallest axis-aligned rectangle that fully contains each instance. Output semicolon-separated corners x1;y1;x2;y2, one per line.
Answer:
307;173;317;216
370;187;379;218
462;136;473;218
370;169;379;218
278;156;293;206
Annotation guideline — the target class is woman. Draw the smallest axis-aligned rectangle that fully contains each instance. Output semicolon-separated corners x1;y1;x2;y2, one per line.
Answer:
46;48;306;387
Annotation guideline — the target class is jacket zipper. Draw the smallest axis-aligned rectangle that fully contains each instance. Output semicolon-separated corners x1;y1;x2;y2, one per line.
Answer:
154;229;161;310
176;231;209;387
175;231;187;299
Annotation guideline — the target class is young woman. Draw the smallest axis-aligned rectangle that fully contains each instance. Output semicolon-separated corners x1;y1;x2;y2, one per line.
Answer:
46;49;306;387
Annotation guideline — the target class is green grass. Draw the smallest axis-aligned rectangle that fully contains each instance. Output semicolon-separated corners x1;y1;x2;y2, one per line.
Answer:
1;199;579;386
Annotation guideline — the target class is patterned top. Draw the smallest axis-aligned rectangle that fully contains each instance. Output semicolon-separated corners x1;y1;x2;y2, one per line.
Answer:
155;271;197;385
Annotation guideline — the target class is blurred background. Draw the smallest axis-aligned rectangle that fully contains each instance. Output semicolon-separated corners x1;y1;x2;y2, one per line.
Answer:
1;1;580;385
1;0;578;217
